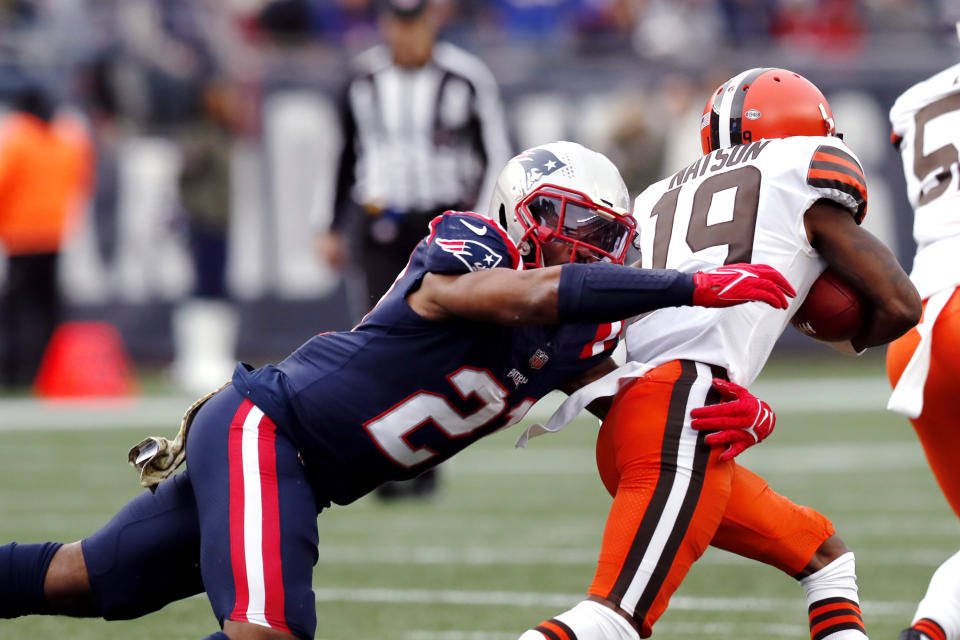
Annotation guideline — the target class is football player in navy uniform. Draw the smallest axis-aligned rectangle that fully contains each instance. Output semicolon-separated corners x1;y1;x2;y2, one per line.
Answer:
0;141;795;640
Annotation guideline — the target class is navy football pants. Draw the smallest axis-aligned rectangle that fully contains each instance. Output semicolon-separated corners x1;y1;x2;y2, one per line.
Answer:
82;385;320;638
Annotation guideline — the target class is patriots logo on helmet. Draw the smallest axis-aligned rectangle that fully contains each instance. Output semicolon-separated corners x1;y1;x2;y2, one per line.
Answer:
515;148;566;190
436;238;503;271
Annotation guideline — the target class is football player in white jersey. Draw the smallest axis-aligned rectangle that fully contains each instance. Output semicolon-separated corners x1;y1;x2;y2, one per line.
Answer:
518;69;921;640
886;38;960;640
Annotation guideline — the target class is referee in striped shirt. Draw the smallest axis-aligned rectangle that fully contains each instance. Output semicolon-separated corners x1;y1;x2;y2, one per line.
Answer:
317;0;512;498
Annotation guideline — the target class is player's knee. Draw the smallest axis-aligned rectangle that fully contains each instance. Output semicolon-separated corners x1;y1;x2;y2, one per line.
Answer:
43;541;98;616
807;534;850;573
797;534;851;578
223;619;300;639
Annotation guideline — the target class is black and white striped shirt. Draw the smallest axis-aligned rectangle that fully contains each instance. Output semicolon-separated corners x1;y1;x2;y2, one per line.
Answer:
332;41;512;227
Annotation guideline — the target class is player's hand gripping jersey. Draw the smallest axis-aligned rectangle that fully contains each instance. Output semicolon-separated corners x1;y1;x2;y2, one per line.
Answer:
890;62;960;300
233;212;622;505
629;135;867;384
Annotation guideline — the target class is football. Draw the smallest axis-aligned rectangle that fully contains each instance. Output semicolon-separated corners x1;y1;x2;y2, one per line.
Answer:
790;268;866;342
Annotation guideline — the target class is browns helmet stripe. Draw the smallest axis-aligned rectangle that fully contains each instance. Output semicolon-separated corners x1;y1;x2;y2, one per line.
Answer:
708;88;722;152
726;67;772;145
715;68;772;148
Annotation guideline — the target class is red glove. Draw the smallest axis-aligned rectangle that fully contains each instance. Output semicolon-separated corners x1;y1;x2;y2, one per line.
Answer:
690;378;775;462
692;263;796;310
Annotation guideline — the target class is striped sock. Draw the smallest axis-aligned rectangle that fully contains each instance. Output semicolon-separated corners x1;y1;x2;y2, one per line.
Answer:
531;618;578;640
911;618;947;640
808;596;866;639
800;552;867;639
517;600;637;640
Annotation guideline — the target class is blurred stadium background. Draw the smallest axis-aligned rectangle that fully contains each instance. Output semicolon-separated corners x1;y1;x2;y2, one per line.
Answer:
0;0;958;638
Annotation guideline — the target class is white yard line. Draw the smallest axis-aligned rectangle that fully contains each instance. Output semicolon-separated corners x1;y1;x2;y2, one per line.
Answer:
311;586;915;618
405;622;812;640
0;375;894;432
310;545;954;568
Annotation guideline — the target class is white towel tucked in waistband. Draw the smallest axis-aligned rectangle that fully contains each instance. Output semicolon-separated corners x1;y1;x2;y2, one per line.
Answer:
887;288;953;419
515;361;654;448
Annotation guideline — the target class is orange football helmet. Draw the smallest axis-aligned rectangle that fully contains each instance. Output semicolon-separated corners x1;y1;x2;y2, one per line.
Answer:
700;68;838;155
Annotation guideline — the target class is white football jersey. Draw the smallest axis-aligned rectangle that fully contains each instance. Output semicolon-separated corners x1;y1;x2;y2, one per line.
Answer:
628;136;867;386
889;62;960;299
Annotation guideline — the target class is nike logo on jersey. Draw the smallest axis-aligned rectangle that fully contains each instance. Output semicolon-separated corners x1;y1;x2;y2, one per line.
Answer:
460;219;488;236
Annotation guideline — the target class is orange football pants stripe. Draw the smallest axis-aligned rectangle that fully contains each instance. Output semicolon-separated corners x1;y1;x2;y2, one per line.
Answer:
887;288;960;518
590;360;731;637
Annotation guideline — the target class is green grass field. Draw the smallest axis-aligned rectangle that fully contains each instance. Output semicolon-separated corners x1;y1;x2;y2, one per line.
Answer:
0;353;954;640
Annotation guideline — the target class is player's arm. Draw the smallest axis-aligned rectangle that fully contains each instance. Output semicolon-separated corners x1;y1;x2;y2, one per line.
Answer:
804;199;921;350
407;261;795;325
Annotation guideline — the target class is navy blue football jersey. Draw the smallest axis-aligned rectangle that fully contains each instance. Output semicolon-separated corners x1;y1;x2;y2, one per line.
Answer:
233;212;621;505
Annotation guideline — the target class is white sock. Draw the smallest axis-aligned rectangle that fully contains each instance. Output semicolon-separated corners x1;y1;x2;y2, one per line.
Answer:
800;552;868;639
518;600;638;640
911;550;960;640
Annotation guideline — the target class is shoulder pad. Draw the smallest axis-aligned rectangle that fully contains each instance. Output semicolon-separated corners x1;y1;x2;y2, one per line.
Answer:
422;212;521;274
804;138;867;224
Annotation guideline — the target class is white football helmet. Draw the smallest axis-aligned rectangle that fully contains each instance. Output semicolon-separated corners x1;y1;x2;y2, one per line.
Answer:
487;141;635;267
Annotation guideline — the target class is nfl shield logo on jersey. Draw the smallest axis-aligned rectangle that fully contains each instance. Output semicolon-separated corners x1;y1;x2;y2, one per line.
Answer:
529;349;549;370
436;238;503;271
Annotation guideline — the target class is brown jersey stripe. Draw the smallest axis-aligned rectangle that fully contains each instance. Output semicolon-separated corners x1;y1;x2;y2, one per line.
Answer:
811;150;865;180
607;360;699;606
914;618;947;640
808;169;867;200
809;159;867;188
813;145;864;175
807;178;867;223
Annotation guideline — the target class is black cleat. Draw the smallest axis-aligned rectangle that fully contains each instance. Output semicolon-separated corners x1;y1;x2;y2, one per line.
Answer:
899;629;930;640
375;468;440;501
